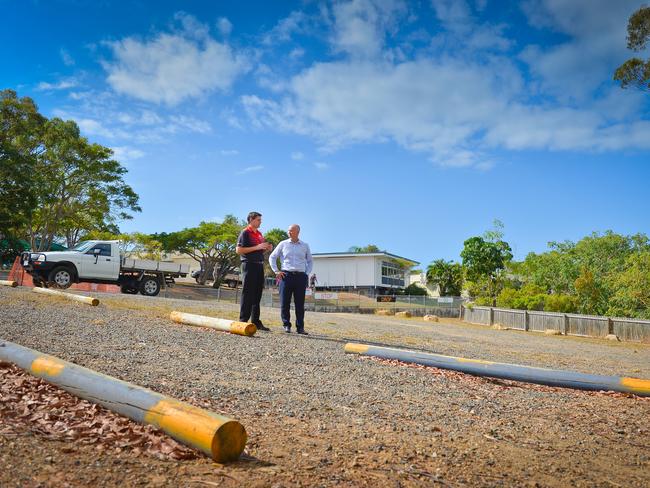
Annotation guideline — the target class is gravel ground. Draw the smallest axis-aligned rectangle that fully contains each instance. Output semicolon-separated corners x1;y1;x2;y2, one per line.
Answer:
1;285;649;487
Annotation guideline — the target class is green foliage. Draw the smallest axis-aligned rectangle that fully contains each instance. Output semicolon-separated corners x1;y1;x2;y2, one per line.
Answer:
614;6;650;91
0;90;140;250
496;284;577;313
262;227;288;276
614;58;650;91
544;294;578;314
264;228;289;247
157;216;244;287
401;283;428;296
514;231;649;317
520;244;577;294
349;244;381;253
30;118;141;250
607;250;650;319
473;296;492;306
426;259;463;296
0;90;45;240
461;236;512;281
461;223;512;304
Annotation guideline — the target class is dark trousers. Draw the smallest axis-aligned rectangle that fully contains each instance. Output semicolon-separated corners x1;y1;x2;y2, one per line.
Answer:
279;272;308;330
239;262;264;324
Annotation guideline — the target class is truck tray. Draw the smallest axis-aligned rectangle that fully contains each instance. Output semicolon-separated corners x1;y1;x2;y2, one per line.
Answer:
121;258;190;275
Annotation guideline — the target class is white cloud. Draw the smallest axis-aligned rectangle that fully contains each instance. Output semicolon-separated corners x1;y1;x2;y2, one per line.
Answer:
237;165;264;174
73;117;122;139
103;13;249;105
115;110;163;126
112;146;145;162
60;48;75;66
289;47;305;59
36;79;78;91
329;0;408;58
314;162;330;170
243;59;506;165
217;17;233;37
519;0;639;101
169;115;212;134
291;151;304;160
262;11;309;45
240;0;650;167
243;55;650;167
431;0;512;51
221;149;240;156
68;91;92;100
54;102;212;143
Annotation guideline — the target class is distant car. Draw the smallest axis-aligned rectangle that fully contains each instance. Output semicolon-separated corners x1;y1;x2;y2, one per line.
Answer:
191;269;241;288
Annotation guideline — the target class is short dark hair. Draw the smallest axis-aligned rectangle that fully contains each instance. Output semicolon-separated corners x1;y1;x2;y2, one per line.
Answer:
247;211;262;223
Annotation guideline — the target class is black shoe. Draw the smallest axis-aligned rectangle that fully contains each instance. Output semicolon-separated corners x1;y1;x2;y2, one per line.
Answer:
296;329;308;335
253;322;270;331
283;325;291;333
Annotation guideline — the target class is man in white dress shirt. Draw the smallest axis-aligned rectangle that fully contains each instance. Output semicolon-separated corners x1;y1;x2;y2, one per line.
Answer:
269;224;313;334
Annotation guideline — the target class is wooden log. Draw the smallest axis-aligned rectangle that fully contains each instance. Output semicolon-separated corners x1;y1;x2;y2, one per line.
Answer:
170;311;256;336
0;280;18;287
0;340;246;462
344;342;650;397
33;287;99;306
375;309;393;316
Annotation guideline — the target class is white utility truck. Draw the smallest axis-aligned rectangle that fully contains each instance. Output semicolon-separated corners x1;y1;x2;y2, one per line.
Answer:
21;240;189;296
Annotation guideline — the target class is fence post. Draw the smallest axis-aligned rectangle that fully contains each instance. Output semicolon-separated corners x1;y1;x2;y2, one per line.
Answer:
217;287;221;302
607;317;614;335
563;314;569;335
235;287;239;304
489;308;494;326
524;311;529;332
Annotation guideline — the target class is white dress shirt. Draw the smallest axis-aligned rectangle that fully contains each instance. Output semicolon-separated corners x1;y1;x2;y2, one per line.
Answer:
269;238;313;274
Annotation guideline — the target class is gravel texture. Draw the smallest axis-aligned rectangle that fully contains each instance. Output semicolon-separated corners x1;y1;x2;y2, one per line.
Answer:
1;285;649;487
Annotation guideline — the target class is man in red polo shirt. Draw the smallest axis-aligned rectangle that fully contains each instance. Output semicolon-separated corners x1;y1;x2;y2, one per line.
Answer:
236;211;273;331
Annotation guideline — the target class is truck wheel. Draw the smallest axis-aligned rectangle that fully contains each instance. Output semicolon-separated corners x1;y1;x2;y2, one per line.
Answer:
48;266;74;289
120;285;138;294
139;277;160;296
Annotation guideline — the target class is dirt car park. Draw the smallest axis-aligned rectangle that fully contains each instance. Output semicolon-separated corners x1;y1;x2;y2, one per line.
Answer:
1;284;648;487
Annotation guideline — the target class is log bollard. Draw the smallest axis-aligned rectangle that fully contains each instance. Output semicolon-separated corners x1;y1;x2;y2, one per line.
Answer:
0;280;18;287
0;339;247;462
32;287;99;306
344;342;650;397
170;311;256;336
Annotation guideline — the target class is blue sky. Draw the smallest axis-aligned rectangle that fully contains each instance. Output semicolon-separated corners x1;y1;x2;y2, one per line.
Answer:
2;0;649;267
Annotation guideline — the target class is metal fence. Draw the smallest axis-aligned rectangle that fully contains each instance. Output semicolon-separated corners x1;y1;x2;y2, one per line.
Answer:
210;288;463;317
462;306;650;343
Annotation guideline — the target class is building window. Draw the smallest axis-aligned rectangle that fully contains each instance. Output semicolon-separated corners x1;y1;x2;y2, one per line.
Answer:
381;261;405;287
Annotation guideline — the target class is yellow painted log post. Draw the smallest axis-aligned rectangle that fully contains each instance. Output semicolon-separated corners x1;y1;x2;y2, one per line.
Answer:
344;342;650;397
0;280;18;287
32;287;99;306
0;339;247;462
170;311;256;336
